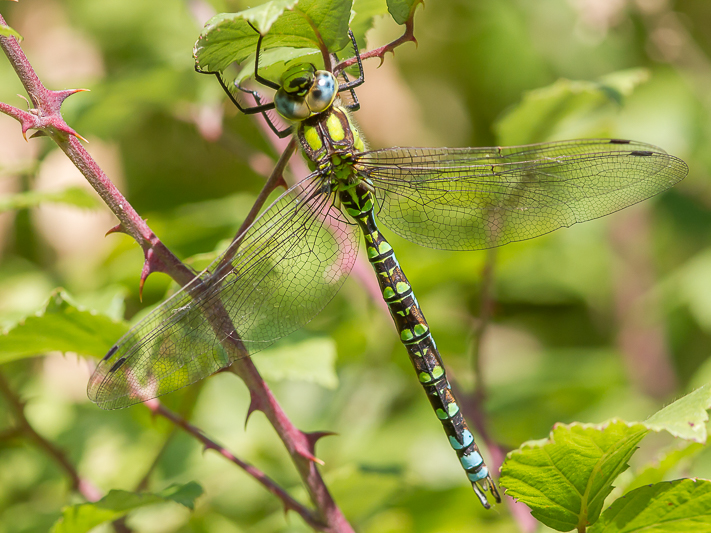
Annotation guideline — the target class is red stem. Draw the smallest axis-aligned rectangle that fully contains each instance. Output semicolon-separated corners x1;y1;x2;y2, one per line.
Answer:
0;16;353;532
0;371;103;502
333;16;417;75
145;398;326;530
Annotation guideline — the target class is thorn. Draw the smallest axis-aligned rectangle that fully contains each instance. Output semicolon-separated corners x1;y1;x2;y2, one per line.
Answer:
139;249;168;301
276;176;288;189
282;500;298;517
52;88;90;106
139;262;150;302
47;117;89;143
202;443;216;454
304;431;337;451
245;391;264;429
105;223;127;236
21;119;36;141
295;430;326;465
29;131;47;139
16;94;30;108
297;448;325;465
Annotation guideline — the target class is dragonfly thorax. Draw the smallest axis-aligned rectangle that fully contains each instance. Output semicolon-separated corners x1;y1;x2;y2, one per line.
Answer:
274;64;337;121
297;106;366;176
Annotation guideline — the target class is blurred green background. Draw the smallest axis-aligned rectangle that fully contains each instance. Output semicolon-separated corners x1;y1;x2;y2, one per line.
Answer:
0;0;709;531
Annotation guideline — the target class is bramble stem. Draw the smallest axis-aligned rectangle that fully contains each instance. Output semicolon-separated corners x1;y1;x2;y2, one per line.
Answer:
0;15;353;532
333;15;417;75
216;137;296;272
145;398;326;530
0;371;103;502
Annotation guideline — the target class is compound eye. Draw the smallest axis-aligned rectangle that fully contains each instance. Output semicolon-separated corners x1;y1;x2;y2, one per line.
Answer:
305;71;337;113
274;89;310;121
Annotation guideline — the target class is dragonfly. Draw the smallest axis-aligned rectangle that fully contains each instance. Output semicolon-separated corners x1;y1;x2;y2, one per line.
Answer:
88;28;688;509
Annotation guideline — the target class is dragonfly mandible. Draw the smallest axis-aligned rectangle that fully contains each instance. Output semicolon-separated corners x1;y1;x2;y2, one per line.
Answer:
88;27;688;509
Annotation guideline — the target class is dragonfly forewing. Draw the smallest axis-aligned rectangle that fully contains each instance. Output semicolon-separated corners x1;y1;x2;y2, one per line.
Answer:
357;139;688;251
88;175;360;409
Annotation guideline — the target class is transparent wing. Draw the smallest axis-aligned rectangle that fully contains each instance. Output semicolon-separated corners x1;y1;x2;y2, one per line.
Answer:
356;139;688;250
88;175;359;409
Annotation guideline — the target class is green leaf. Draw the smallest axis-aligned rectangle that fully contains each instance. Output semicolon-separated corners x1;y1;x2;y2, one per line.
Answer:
589;479;711;533
351;0;390;44
50;482;203;533
645;383;711;442
0;23;22;41
0;187;101;213
623;443;704;495
0;289;129;364
494;68;650;145
233;46;320;84
194;0;353;74
500;385;711;531
255;337;339;389
386;0;422;25
500;421;649;532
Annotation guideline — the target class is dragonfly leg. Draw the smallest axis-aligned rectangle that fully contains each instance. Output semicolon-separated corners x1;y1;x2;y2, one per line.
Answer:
248;22;281;90
336;30;365;92
213;74;292;138
233;83;293;138
334;31;364;112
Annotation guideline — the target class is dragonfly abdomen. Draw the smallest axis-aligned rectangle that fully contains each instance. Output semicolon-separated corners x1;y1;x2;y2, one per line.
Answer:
339;184;500;507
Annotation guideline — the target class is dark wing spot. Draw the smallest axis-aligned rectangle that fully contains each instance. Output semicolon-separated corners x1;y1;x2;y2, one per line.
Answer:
109;357;127;372
630;150;654;156
102;345;118;361
610;139;631;144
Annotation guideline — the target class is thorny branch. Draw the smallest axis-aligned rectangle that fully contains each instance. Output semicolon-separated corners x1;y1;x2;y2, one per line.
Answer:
0;15;352;533
333;14;417;76
144;398;326;530
0;371;103;502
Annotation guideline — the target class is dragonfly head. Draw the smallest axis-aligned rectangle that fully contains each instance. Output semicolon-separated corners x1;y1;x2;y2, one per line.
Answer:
275;64;337;121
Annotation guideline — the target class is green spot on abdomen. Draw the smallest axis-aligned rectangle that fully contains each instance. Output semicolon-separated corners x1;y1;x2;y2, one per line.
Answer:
431;366;444;379
435;402;459;420
401;329;414;341
395;281;410;294
414;324;428;336
383;286;396;299
419;372;432;383
378;242;392;255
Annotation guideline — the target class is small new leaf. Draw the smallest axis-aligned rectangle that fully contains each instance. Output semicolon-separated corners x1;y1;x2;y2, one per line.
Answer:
0;23;22;41
0;289;128;364
50;482;203;533
589;479;711;533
